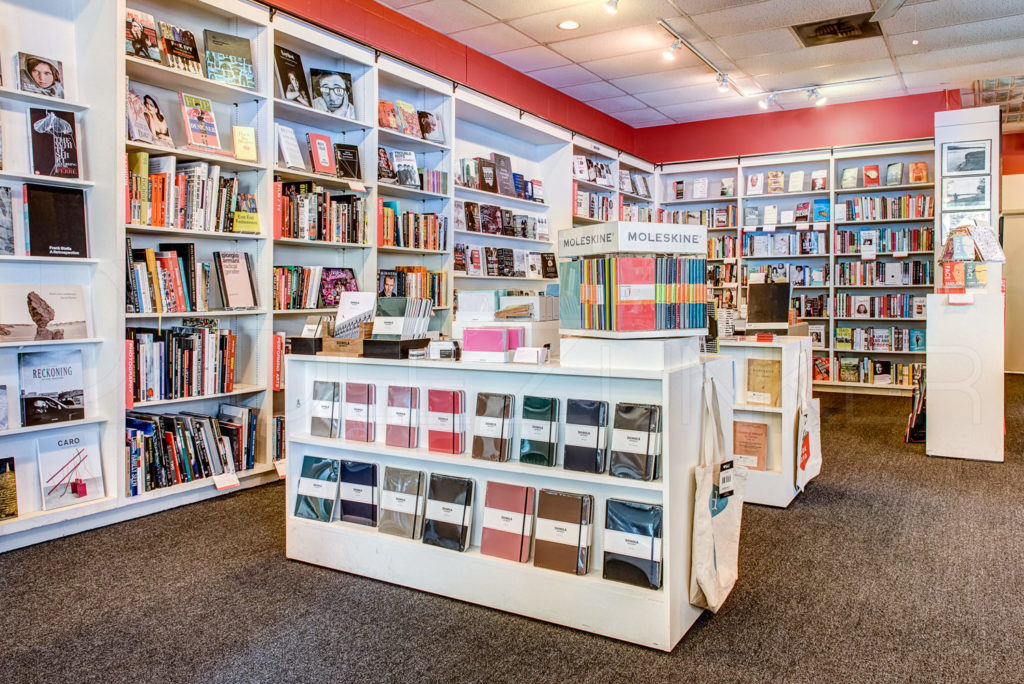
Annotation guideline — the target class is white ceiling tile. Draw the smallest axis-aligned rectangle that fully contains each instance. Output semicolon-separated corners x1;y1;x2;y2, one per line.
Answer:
490;45;572;71
613;107;675;125
713;28;802;61
401;0;496;33
891;15;1024;57
449;22;537;55
586;94;649;113
753;58;897;91
740;37;888;76
689;0;873;38
377;0;430;8
507;0;681;44
897;37;1024;74
635;82;736;106
610;66;716;93
581;48;701;81
561;81;627;101
882;0;1024;35
657;97;766;120
463;0;587;22
901;58;1024;90
548;24;670;62
674;0;770;15
526;63;601;88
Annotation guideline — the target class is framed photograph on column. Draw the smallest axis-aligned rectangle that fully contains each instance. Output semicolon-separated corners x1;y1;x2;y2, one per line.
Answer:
942;175;989;211
942;140;991;176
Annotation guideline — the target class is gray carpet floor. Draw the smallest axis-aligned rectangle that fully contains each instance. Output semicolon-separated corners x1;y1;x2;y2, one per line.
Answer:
3;380;1023;682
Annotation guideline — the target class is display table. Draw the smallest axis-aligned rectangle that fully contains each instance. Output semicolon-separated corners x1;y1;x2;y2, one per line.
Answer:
716;336;812;507
284;354;729;650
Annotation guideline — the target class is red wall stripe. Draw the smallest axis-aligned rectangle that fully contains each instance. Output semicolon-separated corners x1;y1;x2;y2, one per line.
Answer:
1002;133;1024;175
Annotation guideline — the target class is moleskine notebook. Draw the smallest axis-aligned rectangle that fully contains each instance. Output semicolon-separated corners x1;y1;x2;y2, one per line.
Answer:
603;499;663;590
608;403;662;481
344;382;375;441
480;481;535;563
378;466;426;539
338;460;377;526
472;392;514;462
519;395;559;467
427;388;465;454
615;257;656;331
563;399;608;473
533;489;593;575
422;473;474;552
385;385;419;448
293;455;340;522
310;380;341;438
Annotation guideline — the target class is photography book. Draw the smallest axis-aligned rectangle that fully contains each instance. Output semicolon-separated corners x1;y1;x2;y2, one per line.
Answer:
203;30;255;90
17;53;65;99
29;109;79;178
36;426;104;510
273;45;311;107
310;69;356;118
333;143;361;179
0;284;89;342
19;349;85;427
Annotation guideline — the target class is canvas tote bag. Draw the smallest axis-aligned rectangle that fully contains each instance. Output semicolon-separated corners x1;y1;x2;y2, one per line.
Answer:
689;377;747;613
795;349;822;491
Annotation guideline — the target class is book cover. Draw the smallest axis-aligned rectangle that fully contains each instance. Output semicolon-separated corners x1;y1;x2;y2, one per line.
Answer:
391;150;419;187
840;358;860;382
808;324;825;348
320;267;357;306
812;198;830;222
563;398;608;473
422;473;473;552
157;22;201;75
0;284;88;342
203;30;255;89
788;170;805;192
766;170;785;194
603;498;662;589
214;251;257;308
744;207;759;226
886;162;904;186
344;382;375;442
472;392;514;462
909;329;926;351
840;167;859;188
834;327;852;350
232;126;258;162
733;420;767;470
310;69;355;118
417;110;444;144
480;204;501;234
377;100;398;130
909;161;928;183
795;201;810;222
463;201;480;232
873;360;892;385
608;403;662;481
36;426;104;510
693;177;709;199
534;489;592;575
541;253;557;279
851;295;871;318
385;385;419;448
491;153;516;196
763;204;778;225
19;350;84;427
125;9;161;62
333;143;361;179
0;457;15;520
477;160;498;193
377;146;397;181
863;165;881;187
23;184;87;257
674;180;685;200
293;455;339;522
338;459;377;526
306;132;336;175
0;385;7;430
519;395;559;467
274;45;311;107
18;53;65;99
746;173;764;195
394;100;422;138
811;169;827;190
178;93;220;150
277;124;305;170
310;380;340;438
29;109;78;178
746;358;781;406
378;466;426;539
720;177;735;197
481;481;535;563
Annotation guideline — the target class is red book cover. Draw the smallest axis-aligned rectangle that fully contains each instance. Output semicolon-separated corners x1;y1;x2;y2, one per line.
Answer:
863;165;880;187
306;132;337;175
271;333;283;391
427;388;464;454
154;251;184;312
385;385;419;448
125;340;134;410
481;481;535;563
273;180;283;239
224;332;236;393
345;382;376;442
614;256;655;331
163;429;182;483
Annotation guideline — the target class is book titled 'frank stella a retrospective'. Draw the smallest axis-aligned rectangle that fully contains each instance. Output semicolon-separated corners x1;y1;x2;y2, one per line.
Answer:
481;481;535;563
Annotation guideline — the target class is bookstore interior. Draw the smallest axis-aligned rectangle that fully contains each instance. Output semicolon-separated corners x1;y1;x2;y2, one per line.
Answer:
0;0;1018;657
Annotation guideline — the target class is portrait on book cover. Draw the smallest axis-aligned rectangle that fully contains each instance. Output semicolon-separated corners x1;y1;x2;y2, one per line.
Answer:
311;69;355;118
19;53;64;99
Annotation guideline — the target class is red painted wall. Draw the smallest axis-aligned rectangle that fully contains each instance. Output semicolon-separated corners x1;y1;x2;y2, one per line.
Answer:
1003;133;1024;175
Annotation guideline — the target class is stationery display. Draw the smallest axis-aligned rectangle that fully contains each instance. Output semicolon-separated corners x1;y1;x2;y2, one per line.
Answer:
563;399;608;473
378;466;427;539
294;455;340;522
310;380;341;438
608;403;662;481
344;382;376;442
480;481;535;563
426;388;466;454
422;473;474;552
533;489;593;575
603;499;663;590
338;460;378;526
385;385;420;448
519;395;560;467
471;392;514;462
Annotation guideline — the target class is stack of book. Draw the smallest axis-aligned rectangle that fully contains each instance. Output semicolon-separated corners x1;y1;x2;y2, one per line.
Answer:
835;260;932;286
126;321;238;403
707;235;737;259
832;293;926;319
272;266;357;310
376;267;448;306
127;245;258;314
834;226;933;254
573;183;615;221
458;154;543;202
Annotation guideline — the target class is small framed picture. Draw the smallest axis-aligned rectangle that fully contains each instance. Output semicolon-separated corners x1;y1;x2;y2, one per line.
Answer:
942;175;989;211
942;140;991;176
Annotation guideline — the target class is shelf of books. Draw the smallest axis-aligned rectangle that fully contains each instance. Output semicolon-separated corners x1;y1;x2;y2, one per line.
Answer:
571;137;618;226
617;153;656;222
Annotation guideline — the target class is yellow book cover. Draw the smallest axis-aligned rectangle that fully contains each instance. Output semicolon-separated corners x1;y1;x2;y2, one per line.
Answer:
232;125;257;162
232;211;260;234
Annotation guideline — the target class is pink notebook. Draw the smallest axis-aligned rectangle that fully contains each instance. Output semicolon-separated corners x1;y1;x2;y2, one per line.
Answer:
481;481;535;563
345;382;375;442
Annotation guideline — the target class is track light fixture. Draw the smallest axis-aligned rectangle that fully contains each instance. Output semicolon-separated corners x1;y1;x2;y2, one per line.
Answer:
759;92;777;110
604;0;619;14
807;88;827;106
662;40;681;60
717;73;729;93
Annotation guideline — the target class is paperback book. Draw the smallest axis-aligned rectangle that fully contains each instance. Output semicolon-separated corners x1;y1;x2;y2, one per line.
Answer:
333;143;361;179
417;110;444;144
179;93;220;150
394;100;421;137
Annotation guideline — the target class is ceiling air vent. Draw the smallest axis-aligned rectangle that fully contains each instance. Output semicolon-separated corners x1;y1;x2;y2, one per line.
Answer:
791;13;882;48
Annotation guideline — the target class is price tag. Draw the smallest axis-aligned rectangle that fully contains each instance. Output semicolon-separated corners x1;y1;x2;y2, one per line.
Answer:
346;181;367;193
813;222;828;232
724;257;736;264
795;222;810;231
213;472;240;490
715;460;735;498
274;459;287;479
949;293;974;305
762;224;776;232
742;225;757;232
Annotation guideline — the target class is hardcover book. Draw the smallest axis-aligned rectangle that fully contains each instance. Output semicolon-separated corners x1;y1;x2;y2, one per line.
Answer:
886;162;904;186
178;93;220;150
422;473;473;552
481;481;535;563
720;177;735;197
746;358;781;406
377;100;398;130
0;457;16;520
472;392;514;462
608;403;662;481
277;124;305;169
733;420;767;470
391;150;419;187
427;388;465;454
519;395;559;466
480;204;501;234
863;164;881;187
23;184;87;257
19;350;84;427
310;380;341;438
377;146;397;181
274;46;311;107
746;173;764;195
203;30;255;89
563;398;608;473
840;167;859;189
477;159;498;193
385;385;419;448
157;22;202;75
293;455;340;522
333;143;361;179
603;499;662;590
0;284;88;342
310;69;355;118
766;170;785;194
464;201;481;232
812;198;830;222
306;132;336;175
491;152;516;196
17;53;65;99
36;426;104;510
909;162;928;183
29;109;78;178
417;110;444;143
213;251;258;308
378;466;426;539
533;489;592;575
811;169;827;190
232;126;257;162
394;100;422;138
338;459;377;526
125;8;161;62
344;382;376;442
788;170;804;193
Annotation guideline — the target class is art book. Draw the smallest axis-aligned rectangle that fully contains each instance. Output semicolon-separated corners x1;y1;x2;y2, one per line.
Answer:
333;143;361;179
277;124;305;170
377;146;397;181
17;53;64;99
746;173;764;195
29;109;79;178
909;161;928;183
273;46;311;107
125;8;161;62
391;150;419;188
178;93;221;150
158;22;202;75
213;251;258;308
811;169;828;190
319;267;357;307
886;162;904;186
0;284;89;343
19;349;85;427
305;132;336;175
36;426;104;510
394;100;422;137
417;110;444;144
310;69;356;118
204;30;255;90
24;184;87;257
862;165;881;187
125;85;154;144
378;100;398;130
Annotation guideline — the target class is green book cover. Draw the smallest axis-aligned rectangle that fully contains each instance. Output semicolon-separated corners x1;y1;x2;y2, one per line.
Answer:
519;395;559;466
559;260;581;329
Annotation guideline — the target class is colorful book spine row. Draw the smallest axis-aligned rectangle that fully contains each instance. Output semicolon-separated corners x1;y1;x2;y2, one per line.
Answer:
659;206;736;228
420;168;448;194
619;202;657;222
273;180;367;244
377;267;448;306
706;263;737;285
833;326;925;352
833;357;924;387
707;236;737;259
841;194;934;221
743;232;827;257
573;182;615;221
378;201;448;250
835;260;932;286
746;264;829;287
794;293;830;318
126;323;237;403
126;239;242;314
273;266;324;310
834;226;934;254
832;294;925;319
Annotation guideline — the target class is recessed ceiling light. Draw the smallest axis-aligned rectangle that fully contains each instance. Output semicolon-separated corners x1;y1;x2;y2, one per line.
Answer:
558;20;580;30
912;38;919;45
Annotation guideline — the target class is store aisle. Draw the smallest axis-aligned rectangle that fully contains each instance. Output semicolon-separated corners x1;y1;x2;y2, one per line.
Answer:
3;380;1023;682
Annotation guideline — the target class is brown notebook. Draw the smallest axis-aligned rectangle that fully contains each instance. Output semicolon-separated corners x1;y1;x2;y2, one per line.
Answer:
471;392;514;462
533;489;592;575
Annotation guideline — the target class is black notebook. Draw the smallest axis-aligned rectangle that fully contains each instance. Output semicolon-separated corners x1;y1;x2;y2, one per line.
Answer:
563;399;608;473
603;499;663;590
608;403;662;480
422;473;473;552
338;460;377;526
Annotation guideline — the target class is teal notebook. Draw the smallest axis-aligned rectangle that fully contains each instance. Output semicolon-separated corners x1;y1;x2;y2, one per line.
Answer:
559;260;581;329
520;395;559;467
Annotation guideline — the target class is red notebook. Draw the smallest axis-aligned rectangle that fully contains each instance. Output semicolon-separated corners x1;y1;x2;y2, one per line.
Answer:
481;481;535;563
344;382;375;442
615;257;655;331
385;385;419;448
427;388;465;454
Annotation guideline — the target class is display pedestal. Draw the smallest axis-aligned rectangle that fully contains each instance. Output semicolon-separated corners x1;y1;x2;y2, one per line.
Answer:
284;354;725;650
560;334;701;371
